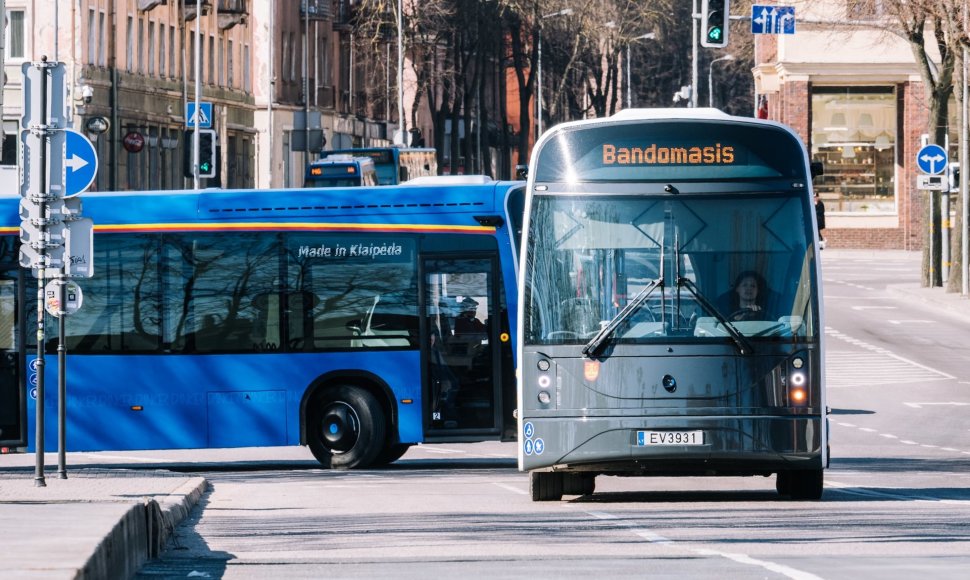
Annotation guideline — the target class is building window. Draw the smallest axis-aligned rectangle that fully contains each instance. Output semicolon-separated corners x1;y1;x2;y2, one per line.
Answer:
208;35;215;85
244;44;251;90
138;18;145;74
811;86;896;214
5;10;24;59
169;27;176;77
159;24;166;77
228;39;234;88
148;22;156;76
126;16;133;72
87;9;96;64
99;11;107;66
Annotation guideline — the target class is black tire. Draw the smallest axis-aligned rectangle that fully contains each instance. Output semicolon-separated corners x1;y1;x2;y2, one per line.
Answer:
372;443;412;466
788;469;824;500
307;386;386;470
562;473;596;496
530;471;564;501
775;471;792;496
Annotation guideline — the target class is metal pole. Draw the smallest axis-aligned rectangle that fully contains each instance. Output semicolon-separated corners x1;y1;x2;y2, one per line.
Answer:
963;0;969;296
193;0;201;190
708;61;714;108
303;2;309;160
34;58;50;488
537;27;542;137
691;0;698;108
56;277;66;479
626;43;632;109
397;0;405;140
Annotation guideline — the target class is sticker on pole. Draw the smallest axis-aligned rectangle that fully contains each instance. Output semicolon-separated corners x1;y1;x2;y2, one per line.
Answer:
44;279;83;317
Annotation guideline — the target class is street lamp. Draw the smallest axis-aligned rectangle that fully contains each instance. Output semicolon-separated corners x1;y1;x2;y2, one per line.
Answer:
537;8;573;138
626;33;656;109
708;54;735;108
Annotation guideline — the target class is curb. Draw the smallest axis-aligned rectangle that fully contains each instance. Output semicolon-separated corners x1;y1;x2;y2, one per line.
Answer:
80;477;208;580
886;284;970;323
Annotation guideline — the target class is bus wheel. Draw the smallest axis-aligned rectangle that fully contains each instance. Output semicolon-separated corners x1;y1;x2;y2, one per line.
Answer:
373;443;412;466
307;386;386;470
530;471;563;501
562;473;595;496
787;469;824;501
775;471;792;496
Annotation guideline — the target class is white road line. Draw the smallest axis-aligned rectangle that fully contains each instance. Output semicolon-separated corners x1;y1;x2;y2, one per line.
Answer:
72;453;168;463
587;510;822;579
415;447;467;454
492;482;528;495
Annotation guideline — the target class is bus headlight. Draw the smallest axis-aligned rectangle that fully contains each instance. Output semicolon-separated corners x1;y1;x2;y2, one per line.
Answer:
538;391;552;404
538;375;552;388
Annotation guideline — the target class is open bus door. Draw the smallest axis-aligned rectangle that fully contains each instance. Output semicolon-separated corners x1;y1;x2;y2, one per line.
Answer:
422;255;504;438
0;269;25;450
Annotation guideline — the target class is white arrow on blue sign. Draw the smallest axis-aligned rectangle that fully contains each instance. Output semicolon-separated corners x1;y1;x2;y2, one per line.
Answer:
752;5;796;35
64;129;99;197
915;144;948;175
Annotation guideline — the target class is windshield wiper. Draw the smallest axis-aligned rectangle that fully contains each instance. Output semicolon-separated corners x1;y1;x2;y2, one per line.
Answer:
677;277;754;355
582;277;663;358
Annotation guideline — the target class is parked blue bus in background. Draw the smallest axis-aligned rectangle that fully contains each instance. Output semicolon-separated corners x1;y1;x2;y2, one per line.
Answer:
0;181;524;468
518;109;826;500
304;155;379;187
320;147;437;185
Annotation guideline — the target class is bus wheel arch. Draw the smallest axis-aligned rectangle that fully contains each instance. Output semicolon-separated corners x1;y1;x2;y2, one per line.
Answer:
301;372;396;469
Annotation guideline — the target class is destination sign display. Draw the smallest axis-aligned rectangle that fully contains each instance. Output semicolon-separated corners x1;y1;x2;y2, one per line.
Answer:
534;121;806;183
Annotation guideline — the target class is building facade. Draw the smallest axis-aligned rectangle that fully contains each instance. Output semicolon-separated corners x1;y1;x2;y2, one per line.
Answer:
753;0;951;250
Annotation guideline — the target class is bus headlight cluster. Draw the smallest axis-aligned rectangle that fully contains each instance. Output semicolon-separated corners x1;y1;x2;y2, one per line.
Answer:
788;356;809;406
537;359;553;406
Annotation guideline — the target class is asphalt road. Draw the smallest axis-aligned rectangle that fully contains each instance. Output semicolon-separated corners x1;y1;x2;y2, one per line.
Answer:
120;250;969;579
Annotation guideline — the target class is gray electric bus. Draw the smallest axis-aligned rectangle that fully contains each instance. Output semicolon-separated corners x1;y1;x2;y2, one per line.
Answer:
517;109;827;501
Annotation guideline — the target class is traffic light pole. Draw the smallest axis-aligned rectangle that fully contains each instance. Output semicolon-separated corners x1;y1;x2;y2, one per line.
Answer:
32;60;50;488
193;0;201;190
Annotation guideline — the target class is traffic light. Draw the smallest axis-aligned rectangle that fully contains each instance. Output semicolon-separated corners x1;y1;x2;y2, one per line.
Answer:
701;0;730;48
183;129;218;179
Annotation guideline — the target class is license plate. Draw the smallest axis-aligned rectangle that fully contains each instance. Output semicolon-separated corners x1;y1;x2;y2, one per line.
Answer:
636;430;705;446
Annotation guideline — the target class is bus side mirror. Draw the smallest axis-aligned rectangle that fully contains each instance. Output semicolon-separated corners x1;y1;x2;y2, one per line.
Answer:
515;164;529;180
810;161;824;179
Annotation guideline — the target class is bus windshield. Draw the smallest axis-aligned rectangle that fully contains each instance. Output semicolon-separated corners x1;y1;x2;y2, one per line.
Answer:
524;192;817;346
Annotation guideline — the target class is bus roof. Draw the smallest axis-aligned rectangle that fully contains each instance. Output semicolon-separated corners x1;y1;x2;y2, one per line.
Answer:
0;183;523;228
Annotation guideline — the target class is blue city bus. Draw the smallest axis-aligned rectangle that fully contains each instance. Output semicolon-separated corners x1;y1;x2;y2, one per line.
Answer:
518;109;827;500
304;155;380;187
0;181;525;468
320;147;437;185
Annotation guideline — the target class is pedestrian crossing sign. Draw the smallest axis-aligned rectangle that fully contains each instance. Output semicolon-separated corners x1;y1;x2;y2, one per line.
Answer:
186;102;213;129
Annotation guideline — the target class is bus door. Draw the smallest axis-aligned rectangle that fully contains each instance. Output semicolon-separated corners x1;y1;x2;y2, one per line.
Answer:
0;270;24;448
423;255;502;436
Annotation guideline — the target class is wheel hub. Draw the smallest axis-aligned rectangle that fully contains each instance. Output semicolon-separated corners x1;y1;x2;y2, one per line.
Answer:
320;402;359;453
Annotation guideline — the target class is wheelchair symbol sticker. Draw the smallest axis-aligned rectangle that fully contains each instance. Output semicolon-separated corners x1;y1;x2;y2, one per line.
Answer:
524;422;535;439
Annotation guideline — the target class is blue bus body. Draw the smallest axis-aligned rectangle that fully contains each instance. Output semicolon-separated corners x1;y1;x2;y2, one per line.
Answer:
321;147;437;185
1;182;524;468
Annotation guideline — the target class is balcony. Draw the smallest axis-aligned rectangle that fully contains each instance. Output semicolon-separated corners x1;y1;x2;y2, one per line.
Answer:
183;0;212;21
218;0;248;29
137;0;167;11
333;0;352;31
302;0;331;20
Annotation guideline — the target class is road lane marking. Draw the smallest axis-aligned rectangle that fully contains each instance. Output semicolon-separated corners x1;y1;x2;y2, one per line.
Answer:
887;320;934;324
492;482;527;495
586;511;822;579
903;402;970;408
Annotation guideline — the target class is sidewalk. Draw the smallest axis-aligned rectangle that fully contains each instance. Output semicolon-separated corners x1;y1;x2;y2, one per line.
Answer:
0;466;206;579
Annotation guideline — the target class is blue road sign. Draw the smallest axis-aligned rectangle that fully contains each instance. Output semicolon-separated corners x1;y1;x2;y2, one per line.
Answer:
186;102;213;128
64;129;98;197
916;144;948;175
752;5;796;34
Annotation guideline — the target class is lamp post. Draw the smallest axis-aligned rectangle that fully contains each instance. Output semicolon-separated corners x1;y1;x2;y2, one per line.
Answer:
626;33;656;109
537;8;573;138
708;54;735;108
